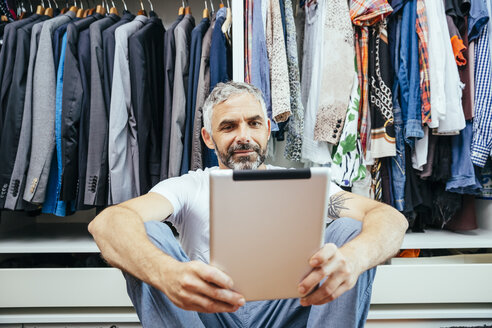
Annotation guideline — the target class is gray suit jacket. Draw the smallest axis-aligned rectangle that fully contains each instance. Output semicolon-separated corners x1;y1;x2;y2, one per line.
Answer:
168;14;195;178
85;14;120;206
191;14;216;171
108;15;148;204
23;11;75;204
4;21;45;210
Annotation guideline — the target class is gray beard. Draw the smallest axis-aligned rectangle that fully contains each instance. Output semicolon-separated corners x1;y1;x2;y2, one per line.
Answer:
213;140;267;170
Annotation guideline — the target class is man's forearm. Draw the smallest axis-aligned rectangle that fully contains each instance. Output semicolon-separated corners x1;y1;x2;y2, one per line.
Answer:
88;206;177;287
339;205;408;276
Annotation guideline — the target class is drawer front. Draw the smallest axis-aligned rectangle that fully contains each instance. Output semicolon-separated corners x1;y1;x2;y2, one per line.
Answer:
372;263;492;304
0;268;132;308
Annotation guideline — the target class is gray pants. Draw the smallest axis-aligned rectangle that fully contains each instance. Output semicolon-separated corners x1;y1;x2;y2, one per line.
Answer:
124;217;376;327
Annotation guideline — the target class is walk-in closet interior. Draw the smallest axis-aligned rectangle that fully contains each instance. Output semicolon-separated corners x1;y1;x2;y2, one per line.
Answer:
0;0;491;326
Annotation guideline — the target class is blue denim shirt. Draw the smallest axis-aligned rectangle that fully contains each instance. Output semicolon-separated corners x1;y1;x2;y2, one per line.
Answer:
468;0;489;42
389;14;406;212
398;0;424;147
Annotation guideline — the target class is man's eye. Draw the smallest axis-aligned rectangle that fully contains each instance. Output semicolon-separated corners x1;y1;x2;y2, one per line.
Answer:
222;125;233;131
250;121;261;127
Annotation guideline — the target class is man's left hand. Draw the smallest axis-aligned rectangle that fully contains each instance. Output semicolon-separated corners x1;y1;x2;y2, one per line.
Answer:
297;243;360;306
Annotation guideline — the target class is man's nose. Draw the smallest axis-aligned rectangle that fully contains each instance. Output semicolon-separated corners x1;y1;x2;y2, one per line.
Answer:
236;124;251;143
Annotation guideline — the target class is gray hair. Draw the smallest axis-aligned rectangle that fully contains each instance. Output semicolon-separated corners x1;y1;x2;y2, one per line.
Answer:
202;81;268;136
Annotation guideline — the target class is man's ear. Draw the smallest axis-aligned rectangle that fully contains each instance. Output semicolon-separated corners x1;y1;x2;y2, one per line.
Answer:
267;117;271;140
201;127;215;150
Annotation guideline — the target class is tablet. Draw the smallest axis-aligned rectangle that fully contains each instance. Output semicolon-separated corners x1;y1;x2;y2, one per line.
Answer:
209;167;330;301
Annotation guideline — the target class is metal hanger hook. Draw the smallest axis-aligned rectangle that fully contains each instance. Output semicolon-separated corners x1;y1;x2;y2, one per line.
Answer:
147;0;153;12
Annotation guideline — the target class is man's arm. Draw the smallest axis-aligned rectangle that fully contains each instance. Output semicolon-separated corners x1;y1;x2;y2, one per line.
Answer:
88;193;245;313
298;190;408;306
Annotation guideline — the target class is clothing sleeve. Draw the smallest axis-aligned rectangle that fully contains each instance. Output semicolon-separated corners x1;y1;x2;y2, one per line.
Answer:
328;180;342;198
149;170;203;226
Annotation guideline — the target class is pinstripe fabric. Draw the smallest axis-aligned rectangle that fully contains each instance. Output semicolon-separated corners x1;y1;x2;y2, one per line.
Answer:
471;24;492;167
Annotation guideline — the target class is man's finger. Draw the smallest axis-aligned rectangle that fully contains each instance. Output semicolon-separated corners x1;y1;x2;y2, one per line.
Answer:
300;275;345;306
186;276;245;307
194;262;234;289
298;259;340;296
308;243;337;267
187;292;240;313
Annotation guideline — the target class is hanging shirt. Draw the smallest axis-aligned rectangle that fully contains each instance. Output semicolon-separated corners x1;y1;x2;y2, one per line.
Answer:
84;13;120;206
265;0;291;124
0;14;48;209
314;0;354;145
368;22;396;158
57;14;103;207
181;16;210;176
102;11;135;121
205;7;231;168
191;13;217;171
398;0;424;146
331;71;367;187
108;14;149;204
42;32;70;217
24;11;76;204
161;14;184;181
128;13;166;194
468;0;489;42
471;24;492;167
4;20;46;210
168;13;195;178
301;0;332;164
251;0;276;132
283;0;304;162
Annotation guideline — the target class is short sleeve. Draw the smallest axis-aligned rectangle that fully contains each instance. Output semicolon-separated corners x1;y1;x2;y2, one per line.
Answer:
149;170;207;225
328;181;342;198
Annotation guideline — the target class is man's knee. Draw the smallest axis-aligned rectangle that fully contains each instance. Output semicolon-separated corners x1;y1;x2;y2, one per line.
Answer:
144;221;187;261
324;217;362;248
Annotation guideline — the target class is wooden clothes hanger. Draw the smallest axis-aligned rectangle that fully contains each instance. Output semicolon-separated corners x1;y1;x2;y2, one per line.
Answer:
45;0;54;17
69;0;78;13
137;0;146;16
184;0;191;15
202;0;209;18
96;0;106;15
36;2;45;14
109;0;118;15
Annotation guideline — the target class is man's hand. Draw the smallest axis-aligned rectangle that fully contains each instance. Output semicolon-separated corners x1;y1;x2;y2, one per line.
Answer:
297;243;360;306
160;260;246;313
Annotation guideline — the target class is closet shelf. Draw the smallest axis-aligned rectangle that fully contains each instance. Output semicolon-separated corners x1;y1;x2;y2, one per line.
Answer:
0;223;99;254
400;228;492;249
1;224;492;254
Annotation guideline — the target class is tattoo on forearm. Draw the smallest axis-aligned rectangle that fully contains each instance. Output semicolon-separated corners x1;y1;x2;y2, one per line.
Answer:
327;193;351;219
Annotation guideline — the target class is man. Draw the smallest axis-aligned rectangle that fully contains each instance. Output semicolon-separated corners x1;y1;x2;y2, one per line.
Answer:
89;81;408;327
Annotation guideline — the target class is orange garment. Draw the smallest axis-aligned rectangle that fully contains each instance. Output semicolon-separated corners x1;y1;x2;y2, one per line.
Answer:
450;35;467;66
396;249;421;258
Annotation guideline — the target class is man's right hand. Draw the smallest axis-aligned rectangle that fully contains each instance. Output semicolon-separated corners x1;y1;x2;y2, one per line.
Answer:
160;260;246;313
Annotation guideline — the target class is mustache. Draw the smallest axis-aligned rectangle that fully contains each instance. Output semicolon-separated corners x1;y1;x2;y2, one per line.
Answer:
228;142;261;153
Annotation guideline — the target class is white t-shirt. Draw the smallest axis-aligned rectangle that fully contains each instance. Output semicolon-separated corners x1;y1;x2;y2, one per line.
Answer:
149;165;342;263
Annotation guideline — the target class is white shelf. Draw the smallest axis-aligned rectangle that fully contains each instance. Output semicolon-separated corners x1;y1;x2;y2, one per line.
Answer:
1;223;492;254
0;307;139;324
368;303;492;320
400;228;492;249
0;223;98;253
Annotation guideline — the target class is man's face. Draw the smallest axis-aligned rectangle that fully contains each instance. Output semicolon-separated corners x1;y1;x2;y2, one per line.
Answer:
202;93;271;170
